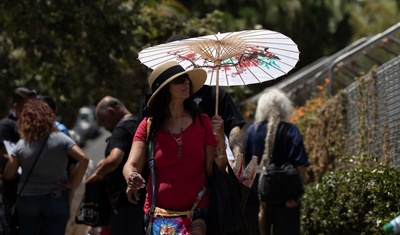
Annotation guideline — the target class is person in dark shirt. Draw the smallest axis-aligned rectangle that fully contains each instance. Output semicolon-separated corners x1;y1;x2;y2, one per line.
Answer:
0;87;37;234
192;84;245;159
0;88;37;160
86;96;147;235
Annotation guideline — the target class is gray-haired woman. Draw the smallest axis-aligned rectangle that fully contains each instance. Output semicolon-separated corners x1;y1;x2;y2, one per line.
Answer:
243;88;309;235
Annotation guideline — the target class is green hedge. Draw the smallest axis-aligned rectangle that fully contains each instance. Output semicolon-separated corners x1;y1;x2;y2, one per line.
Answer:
301;167;400;235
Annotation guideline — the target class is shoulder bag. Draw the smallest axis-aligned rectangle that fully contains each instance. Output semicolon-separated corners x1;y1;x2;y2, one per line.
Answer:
207;163;248;235
11;135;49;235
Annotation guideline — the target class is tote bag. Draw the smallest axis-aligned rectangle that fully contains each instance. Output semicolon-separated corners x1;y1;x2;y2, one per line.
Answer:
208;162;247;235
75;180;111;227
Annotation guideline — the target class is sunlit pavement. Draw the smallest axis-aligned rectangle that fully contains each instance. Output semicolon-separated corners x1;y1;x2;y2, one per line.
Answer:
82;127;109;165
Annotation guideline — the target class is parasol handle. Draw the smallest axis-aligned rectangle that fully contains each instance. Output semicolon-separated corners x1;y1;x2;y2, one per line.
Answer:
215;71;219;116
215;61;221;116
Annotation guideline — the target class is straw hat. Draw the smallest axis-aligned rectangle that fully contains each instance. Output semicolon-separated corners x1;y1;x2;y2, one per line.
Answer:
147;61;206;107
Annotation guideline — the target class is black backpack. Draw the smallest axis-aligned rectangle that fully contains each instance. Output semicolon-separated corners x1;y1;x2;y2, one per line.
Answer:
259;123;304;205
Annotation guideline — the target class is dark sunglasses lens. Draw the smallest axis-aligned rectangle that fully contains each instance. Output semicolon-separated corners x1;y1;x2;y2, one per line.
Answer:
172;76;188;84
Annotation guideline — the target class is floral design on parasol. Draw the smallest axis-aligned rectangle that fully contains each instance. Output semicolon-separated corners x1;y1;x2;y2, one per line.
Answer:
138;29;299;114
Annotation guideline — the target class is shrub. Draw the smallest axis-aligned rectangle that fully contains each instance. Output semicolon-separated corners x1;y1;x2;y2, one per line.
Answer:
301;166;400;235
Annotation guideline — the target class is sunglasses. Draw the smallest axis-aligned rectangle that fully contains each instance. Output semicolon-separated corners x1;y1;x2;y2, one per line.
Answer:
171;75;189;84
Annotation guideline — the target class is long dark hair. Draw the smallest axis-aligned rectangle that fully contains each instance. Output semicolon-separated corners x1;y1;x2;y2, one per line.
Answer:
148;83;199;139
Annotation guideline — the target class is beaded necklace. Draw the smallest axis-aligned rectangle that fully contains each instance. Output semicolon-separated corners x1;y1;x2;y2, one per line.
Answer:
167;117;184;157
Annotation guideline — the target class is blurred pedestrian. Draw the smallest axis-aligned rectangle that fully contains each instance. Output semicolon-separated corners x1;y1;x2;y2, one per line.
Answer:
38;96;70;136
3;99;89;235
0;87;37;234
86;96;146;235
38;95;91;235
243;88;309;235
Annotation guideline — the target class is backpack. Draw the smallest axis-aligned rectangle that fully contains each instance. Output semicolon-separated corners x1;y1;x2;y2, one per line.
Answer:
258;123;304;205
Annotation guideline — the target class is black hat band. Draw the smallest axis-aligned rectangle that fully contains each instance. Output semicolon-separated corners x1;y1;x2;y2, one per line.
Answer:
151;65;185;92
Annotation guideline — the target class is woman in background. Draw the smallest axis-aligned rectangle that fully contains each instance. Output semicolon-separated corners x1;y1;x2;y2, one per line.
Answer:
4;99;89;235
244;88;309;235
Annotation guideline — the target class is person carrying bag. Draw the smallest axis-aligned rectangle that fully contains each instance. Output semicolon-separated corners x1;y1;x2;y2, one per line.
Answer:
258;122;304;206
146;136;206;234
243;88;309;235
4;100;89;235
123;61;228;235
9;136;48;235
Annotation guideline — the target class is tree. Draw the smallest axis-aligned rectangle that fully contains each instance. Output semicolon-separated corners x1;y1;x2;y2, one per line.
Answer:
178;0;399;101
0;0;398;126
0;0;221;126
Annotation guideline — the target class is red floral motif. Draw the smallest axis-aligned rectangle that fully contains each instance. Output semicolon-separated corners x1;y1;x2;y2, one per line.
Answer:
183;52;196;61
169;45;280;78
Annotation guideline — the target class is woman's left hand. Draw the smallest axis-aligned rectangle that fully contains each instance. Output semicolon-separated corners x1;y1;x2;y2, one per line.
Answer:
211;115;224;139
285;199;300;208
206;115;227;175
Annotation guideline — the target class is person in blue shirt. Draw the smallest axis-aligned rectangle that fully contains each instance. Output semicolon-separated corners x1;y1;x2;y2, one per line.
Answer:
244;88;309;235
38;96;70;136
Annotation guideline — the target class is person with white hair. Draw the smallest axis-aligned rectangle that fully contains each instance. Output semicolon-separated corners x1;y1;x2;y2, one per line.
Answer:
243;88;309;235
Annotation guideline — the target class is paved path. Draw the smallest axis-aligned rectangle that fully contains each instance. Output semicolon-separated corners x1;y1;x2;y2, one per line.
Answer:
83;127;108;165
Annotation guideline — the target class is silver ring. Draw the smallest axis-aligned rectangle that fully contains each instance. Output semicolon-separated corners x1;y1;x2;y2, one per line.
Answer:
130;172;138;179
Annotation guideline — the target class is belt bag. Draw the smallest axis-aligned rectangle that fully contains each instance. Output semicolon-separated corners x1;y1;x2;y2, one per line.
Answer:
149;207;192;235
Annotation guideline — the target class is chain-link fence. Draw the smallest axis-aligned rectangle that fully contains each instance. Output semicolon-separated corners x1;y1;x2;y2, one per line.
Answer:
343;56;400;165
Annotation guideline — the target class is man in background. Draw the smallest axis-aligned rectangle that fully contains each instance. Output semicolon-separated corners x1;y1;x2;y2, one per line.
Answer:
0;87;37;234
86;96;147;235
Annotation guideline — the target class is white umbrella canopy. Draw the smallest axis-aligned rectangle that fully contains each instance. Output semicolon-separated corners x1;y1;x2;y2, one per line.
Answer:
138;29;300;114
138;29;300;86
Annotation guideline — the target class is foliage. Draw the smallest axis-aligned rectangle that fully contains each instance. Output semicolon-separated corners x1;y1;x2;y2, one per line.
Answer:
242;59;400;233
287;78;346;182
0;0;221;126
0;0;399;128
182;0;399;71
182;0;400;102
301;166;400;235
287;63;400;233
347;0;400;41
288;62;397;182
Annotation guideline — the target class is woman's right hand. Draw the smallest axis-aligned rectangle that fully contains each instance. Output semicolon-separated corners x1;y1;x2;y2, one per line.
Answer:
285;199;300;208
126;172;145;204
126;172;146;189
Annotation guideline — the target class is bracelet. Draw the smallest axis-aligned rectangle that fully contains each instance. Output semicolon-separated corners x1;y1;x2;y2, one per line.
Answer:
215;154;227;159
217;144;227;152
